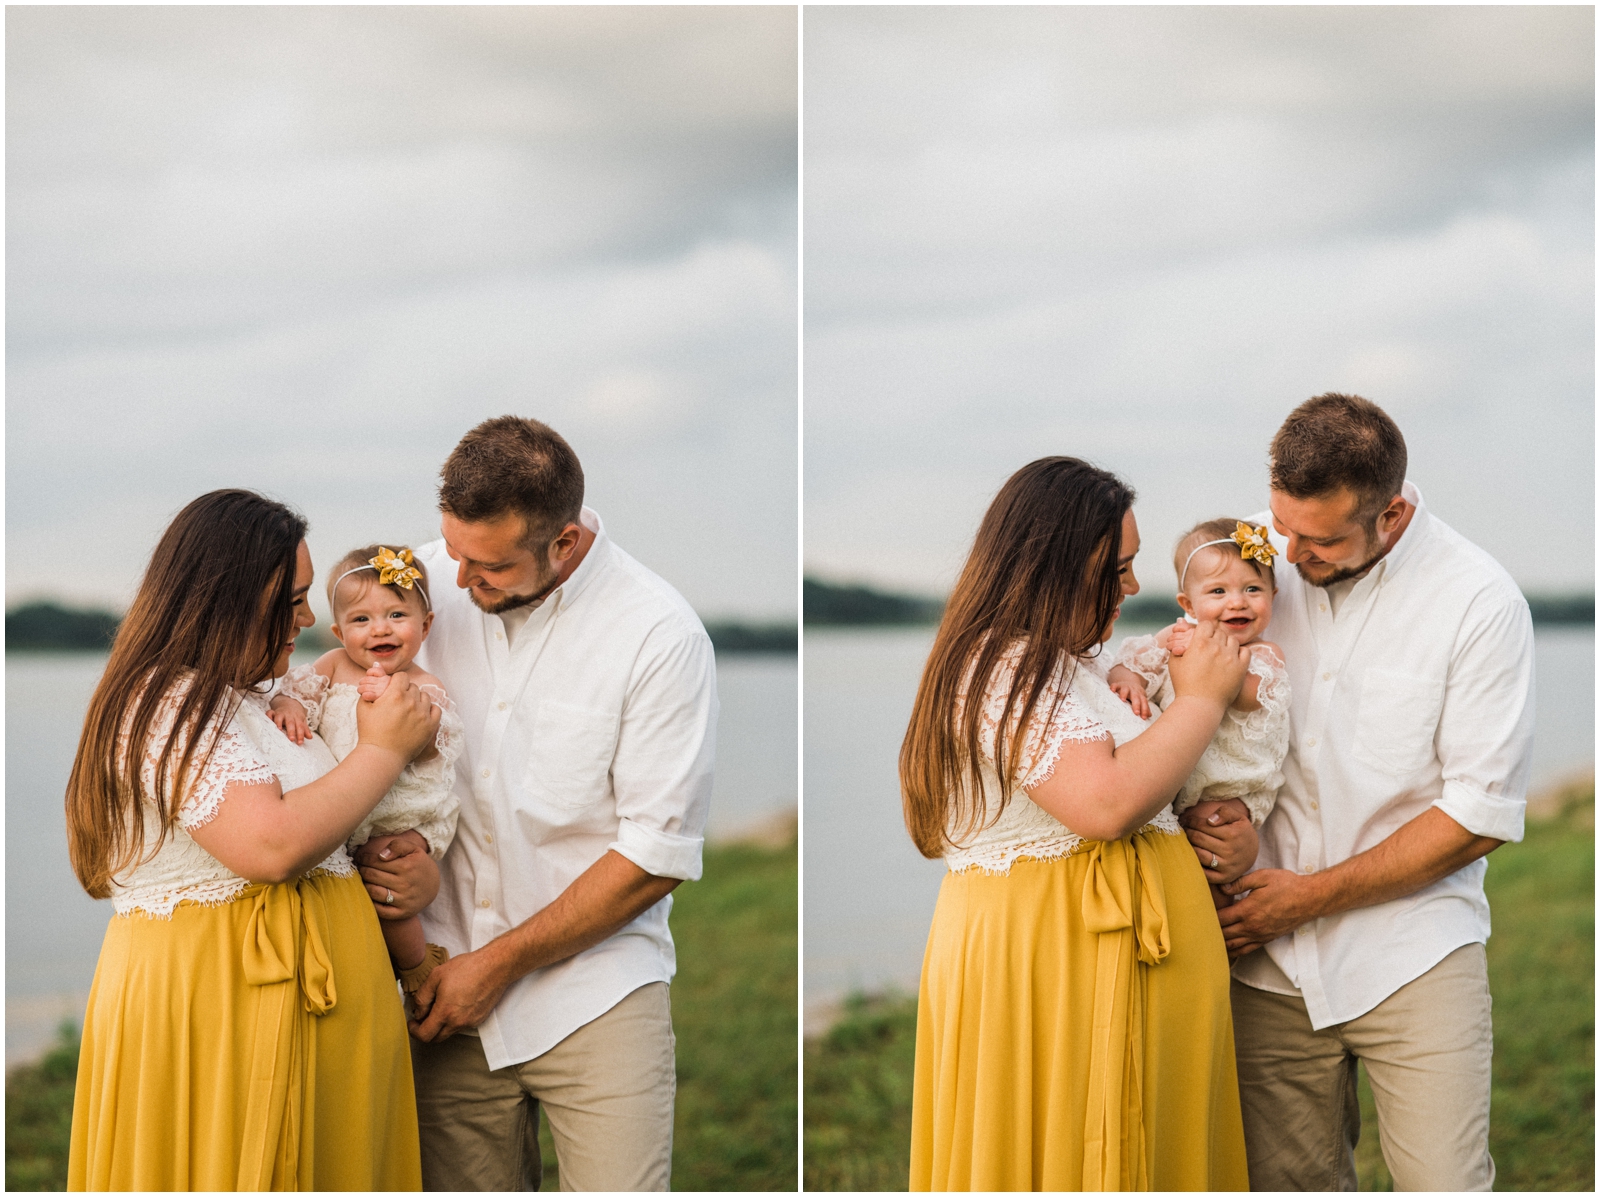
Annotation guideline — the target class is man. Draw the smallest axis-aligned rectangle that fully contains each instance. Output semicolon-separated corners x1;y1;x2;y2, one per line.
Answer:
404;415;716;1191
1219;393;1534;1191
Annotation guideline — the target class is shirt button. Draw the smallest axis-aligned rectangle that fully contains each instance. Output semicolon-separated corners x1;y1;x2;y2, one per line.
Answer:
495;630;504;640
1306;737;1317;748
1319;603;1327;612
484;833;493;844
498;701;508;711
1322;672;1332;681
1302;864;1314;873
481;768;491;778
1309;800;1319;810
479;898;491;908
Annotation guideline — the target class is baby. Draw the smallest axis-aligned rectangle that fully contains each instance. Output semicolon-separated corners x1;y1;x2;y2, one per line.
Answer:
269;545;463;997
1107;519;1291;901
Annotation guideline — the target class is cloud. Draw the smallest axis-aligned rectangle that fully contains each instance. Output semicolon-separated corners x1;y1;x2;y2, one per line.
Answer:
804;6;1593;592
6;6;798;619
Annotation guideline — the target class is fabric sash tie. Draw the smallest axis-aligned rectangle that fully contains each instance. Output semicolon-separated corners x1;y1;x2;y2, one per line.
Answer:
1078;832;1171;1191
237;875;340;1190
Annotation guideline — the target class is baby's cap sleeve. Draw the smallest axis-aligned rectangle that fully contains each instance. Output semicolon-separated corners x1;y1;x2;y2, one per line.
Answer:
278;663;331;731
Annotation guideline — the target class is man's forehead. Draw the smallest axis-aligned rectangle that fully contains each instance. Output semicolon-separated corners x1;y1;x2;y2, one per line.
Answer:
1270;487;1362;531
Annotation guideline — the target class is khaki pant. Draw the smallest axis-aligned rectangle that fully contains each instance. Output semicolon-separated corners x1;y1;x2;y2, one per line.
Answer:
412;982;676;1192
1231;943;1494;1192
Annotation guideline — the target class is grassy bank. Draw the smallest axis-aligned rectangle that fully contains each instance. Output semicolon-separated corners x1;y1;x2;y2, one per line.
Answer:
804;788;1594;1192
6;838;798;1192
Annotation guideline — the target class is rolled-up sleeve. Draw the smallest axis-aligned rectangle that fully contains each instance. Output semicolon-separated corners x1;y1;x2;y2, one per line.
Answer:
1432;592;1535;843
607;628;718;881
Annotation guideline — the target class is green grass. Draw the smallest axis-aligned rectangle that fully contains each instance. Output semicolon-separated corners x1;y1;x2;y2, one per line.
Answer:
804;791;1594;1192
803;992;919;1191
5;1022;80;1191
5;838;798;1193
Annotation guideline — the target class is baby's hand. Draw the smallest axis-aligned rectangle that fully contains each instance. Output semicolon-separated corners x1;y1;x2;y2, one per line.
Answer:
1179;797;1250;831
1166;621;1194;656
1106;665;1151;719
357;662;391;703
268;699;311;745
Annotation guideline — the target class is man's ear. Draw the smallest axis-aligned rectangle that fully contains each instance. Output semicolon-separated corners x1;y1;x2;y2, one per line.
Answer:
550;522;582;563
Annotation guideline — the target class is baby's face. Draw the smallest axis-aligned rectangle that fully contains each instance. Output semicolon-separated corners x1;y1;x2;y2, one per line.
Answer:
331;579;433;674
1178;551;1274;644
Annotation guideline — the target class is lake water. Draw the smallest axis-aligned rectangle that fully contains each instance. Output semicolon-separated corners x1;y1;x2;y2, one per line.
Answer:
803;623;1595;1029
5;650;796;1063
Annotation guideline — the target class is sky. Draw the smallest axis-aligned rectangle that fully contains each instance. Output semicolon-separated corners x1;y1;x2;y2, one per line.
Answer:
7;6;798;622
804;6;1594;596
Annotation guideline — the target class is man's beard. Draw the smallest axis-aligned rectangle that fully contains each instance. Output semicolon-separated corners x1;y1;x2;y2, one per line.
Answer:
1296;528;1386;588
466;563;560;614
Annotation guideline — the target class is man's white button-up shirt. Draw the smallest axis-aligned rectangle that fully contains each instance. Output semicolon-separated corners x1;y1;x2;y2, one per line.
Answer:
414;508;717;1069
1233;482;1534;1029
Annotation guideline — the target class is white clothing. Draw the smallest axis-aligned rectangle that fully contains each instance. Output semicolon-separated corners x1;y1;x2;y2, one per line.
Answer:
413;508;717;1071
942;645;1182;876
1232;482;1535;1029
275;664;464;861
110;678;354;918
1111;636;1290;827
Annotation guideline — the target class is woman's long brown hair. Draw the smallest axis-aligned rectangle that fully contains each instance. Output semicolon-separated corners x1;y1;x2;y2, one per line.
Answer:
65;489;308;898
899;457;1135;858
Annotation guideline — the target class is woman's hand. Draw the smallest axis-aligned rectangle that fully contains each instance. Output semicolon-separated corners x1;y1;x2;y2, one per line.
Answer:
1166;620;1248;709
1180;798;1258;884
354;830;439;918
355;671;439;761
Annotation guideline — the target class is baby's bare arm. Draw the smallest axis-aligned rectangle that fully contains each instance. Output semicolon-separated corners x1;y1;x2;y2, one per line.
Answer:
1231;642;1284;713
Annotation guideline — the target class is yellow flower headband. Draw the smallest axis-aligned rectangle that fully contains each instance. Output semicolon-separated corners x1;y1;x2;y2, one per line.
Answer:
332;547;430;611
1179;522;1278;589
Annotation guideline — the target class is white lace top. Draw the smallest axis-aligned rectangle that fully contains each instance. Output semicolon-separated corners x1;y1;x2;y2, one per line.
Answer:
275;664;463;861
1112;634;1290;826
943;644;1182;876
109;678;355;918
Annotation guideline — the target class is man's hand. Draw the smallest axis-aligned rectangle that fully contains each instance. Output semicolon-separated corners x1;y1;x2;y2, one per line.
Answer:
406;850;679;1044
355;829;439;918
1215;807;1505;959
1180;797;1257;884
1215;867;1320;958
408;944;515;1041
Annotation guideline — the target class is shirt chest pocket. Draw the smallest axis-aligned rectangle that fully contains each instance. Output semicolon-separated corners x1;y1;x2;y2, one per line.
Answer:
528;700;619;808
1352;668;1444;776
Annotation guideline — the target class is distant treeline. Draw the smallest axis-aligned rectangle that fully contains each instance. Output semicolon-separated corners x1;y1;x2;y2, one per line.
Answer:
5;601;798;656
805;577;1594;628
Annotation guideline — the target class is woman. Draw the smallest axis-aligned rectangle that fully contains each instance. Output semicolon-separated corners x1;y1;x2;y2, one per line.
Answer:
65;489;441;1190
902;458;1255;1191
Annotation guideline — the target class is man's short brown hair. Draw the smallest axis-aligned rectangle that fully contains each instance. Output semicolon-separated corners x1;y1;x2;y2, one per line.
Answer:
1270;393;1407;522
438;416;584;548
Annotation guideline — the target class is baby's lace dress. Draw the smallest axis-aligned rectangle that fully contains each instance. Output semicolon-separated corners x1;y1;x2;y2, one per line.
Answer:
276;664;463;860
1111;635;1290;826
943;644;1182;876
109;677;355;918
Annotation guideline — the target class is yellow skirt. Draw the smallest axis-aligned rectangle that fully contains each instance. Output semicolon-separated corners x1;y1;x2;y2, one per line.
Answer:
910;829;1248;1191
68;869;421;1191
